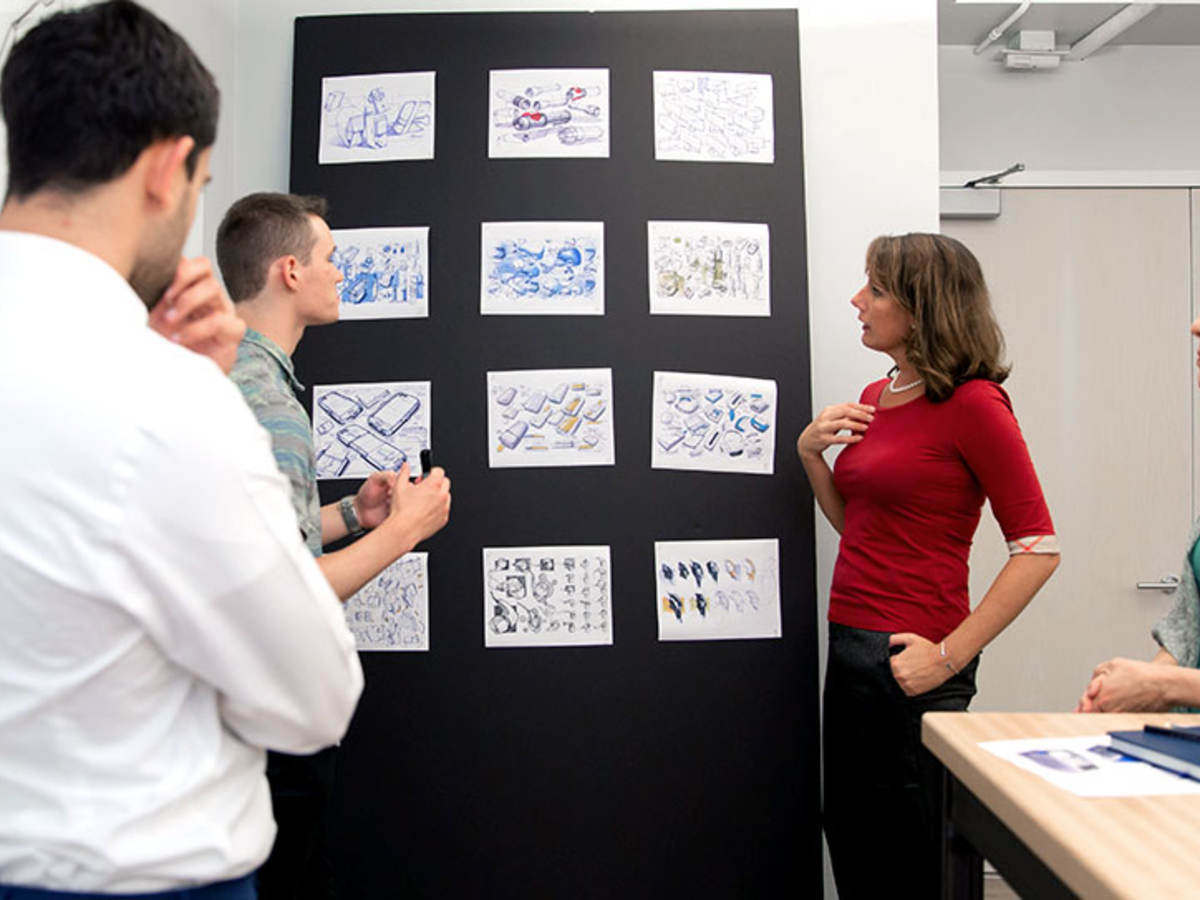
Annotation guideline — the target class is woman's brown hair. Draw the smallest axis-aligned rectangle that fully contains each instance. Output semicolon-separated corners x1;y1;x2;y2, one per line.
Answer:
866;232;1009;402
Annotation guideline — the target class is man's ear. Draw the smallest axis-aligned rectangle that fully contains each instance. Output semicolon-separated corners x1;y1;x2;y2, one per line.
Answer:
143;136;195;208
276;254;302;292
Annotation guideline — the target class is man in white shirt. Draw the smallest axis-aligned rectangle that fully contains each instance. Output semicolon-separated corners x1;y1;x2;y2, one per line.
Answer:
0;2;365;896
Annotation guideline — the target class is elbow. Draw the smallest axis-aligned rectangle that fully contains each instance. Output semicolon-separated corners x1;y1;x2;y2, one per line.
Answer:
1032;550;1061;586
293;666;365;752
222;657;364;754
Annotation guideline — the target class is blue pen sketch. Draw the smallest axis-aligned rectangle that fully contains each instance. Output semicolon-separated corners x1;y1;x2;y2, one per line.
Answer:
489;68;610;159
481;222;604;315
654;539;782;641
313;381;430;481
653;71;774;164
658;556;763;621
649;221;769;315
332;227;428;320
652;372;777;475
345;553;429;651
487;369;614;468
319;71;435;165
484;547;612;647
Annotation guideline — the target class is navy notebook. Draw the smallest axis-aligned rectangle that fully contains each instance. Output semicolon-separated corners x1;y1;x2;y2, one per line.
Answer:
1107;726;1200;780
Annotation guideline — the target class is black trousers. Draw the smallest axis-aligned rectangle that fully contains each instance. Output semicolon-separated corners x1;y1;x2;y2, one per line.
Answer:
823;623;979;900
258;747;340;900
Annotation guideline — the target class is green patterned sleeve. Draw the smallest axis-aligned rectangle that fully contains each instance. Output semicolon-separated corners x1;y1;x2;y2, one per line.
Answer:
1151;523;1200;670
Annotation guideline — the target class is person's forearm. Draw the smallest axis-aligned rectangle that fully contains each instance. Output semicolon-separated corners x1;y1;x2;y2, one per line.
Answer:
1159;663;1200;708
799;451;845;534
316;516;420;601
943;553;1059;665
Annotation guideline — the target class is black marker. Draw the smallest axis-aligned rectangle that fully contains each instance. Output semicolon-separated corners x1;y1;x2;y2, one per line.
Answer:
411;448;432;483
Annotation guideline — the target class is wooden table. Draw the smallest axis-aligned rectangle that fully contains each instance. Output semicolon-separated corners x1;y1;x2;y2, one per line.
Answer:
923;712;1200;900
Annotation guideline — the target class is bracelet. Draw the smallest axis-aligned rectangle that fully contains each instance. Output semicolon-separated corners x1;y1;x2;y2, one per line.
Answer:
940;641;960;675
339;494;364;535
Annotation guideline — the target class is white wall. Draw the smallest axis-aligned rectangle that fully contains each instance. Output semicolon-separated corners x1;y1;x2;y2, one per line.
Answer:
940;43;1200;185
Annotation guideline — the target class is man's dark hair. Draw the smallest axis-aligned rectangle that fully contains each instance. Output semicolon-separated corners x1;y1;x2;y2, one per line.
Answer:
1;0;219;199
217;193;329;302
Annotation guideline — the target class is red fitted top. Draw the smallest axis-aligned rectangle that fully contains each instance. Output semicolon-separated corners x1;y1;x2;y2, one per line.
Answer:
829;378;1054;642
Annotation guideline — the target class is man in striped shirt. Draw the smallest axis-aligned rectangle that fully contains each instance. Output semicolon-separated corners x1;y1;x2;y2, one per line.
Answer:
218;192;451;899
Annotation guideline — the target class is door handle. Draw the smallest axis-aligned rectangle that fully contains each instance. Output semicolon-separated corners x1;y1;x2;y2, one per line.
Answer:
1136;574;1181;593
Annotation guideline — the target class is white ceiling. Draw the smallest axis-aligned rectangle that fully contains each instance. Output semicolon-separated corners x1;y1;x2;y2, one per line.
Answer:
939;0;1200;46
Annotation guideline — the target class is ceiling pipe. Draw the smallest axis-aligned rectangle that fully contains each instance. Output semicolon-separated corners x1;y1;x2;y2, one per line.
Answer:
1066;4;1158;61
974;1;1033;56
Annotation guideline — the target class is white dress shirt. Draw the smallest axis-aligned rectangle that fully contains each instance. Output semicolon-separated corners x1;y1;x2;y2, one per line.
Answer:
0;232;364;892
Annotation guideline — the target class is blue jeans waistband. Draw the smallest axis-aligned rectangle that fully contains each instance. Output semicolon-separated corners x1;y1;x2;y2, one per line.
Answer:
0;873;256;900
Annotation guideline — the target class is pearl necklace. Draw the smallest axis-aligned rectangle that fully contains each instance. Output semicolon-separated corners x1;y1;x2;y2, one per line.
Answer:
887;372;924;394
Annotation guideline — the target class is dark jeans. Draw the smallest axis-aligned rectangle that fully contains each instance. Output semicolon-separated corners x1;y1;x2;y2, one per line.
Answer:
823;623;979;900
0;875;255;899
257;747;339;900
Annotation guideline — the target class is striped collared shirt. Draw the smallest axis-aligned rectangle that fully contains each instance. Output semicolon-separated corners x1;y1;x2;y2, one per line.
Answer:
229;328;322;556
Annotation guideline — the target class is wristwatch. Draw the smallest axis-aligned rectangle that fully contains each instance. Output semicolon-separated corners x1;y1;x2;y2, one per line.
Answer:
339;494;364;535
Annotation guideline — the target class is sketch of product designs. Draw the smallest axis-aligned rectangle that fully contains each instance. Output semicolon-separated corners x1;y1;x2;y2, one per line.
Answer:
647;221;770;317
332;226;429;320
653;71;774;164
319;71;435;165
313;381;430;481
483;546;612;648
488;68;610;159
651;371;777;475
481;221;604;316
345;553;429;651
487;368;614;468
654;539;781;641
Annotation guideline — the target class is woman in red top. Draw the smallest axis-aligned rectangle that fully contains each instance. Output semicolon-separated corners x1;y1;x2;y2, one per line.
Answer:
798;233;1060;898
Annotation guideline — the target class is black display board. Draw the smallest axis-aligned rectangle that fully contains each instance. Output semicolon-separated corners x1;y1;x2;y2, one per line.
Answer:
290;11;817;896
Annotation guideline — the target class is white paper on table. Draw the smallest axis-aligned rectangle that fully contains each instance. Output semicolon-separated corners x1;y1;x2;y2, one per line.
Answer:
344;553;429;651
487;368;614;468
488;68;610;159
313;381;430;481
980;735;1200;797
483;545;612;648
332;226;429;320
654;538;781;641
481;221;604;316
319;71;435;164
653;70;774;164
648;220;770;317
651;371;776;475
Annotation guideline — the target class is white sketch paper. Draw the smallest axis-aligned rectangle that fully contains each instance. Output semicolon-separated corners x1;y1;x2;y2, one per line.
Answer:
481;221;604;316
320;71;435;165
651;371;776;475
648;221;770;317
487;368;614;468
484;546;612;648
655;539;781;641
333;226;428;320
489;68;610;159
345;553;429;651
981;735;1200;797
313;381;430;480
653;71;774;164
